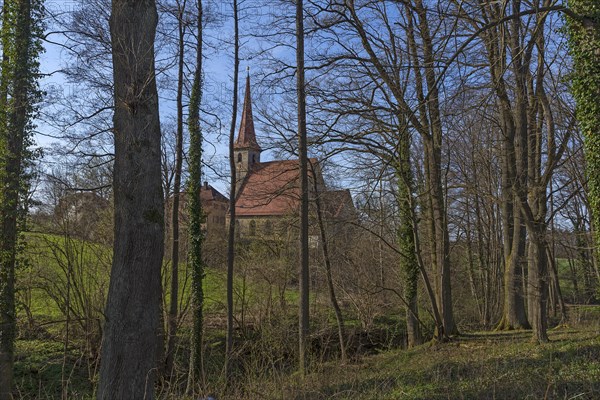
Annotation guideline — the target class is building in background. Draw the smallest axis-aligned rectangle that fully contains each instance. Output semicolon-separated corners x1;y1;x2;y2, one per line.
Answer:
231;74;355;240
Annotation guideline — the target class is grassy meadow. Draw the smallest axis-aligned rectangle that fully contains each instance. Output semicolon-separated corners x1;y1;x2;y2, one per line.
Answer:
11;232;600;399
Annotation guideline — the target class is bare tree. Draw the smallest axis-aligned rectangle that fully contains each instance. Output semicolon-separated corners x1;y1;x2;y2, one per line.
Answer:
306;0;456;340
165;0;188;378
455;0;573;342
296;0;311;376
225;0;240;382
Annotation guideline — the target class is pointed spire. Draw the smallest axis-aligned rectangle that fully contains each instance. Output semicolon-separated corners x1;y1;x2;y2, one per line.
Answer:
235;71;261;151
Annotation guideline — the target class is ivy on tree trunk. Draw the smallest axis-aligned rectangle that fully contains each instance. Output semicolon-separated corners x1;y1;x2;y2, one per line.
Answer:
567;1;600;297
0;0;42;398
186;0;205;393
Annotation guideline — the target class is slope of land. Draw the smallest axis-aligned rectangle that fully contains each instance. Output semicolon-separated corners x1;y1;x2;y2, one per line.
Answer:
236;327;600;400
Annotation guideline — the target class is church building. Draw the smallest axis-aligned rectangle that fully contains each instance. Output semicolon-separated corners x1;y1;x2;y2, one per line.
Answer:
232;74;355;238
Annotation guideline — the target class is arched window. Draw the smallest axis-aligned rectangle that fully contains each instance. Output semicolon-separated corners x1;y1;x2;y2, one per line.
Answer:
252;154;256;164
249;220;256;236
237;153;242;163
263;220;273;236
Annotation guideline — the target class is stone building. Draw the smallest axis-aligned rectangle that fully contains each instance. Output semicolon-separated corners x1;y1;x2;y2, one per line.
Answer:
231;74;355;239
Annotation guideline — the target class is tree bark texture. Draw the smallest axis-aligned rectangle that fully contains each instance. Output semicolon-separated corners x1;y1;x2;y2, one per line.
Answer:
165;0;186;377
186;0;204;392
396;127;421;348
527;225;549;342
0;0;35;398
296;0;310;376
97;0;164;398
225;0;238;382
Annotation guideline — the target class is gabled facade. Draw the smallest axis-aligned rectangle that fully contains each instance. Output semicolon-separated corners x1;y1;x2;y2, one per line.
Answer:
164;181;229;266
199;181;229;232
165;182;229;237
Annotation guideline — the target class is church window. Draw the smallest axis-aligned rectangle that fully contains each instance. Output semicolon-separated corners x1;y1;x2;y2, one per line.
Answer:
263;220;273;236
249;220;256;236
237;153;242;163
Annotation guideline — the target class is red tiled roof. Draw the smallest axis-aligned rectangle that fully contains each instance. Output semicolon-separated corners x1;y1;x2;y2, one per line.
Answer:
236;159;323;217
234;158;357;221
234;73;261;151
236;160;300;216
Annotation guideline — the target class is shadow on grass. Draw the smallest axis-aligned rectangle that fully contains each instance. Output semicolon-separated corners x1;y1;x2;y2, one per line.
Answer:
318;332;600;399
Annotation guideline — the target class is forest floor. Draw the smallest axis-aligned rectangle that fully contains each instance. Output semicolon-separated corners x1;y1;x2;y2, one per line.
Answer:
233;326;600;400
13;233;600;399
13;318;600;399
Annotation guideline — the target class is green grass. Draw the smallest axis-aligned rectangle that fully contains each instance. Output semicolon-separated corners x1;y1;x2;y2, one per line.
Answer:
14;235;600;399
14;340;94;400
20;232;238;322
266;328;600;400
20;232;112;321
15;326;600;399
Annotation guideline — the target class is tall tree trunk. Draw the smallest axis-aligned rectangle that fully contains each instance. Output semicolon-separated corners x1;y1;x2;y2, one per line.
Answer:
498;215;529;330
567;1;600;295
522;6;565;343
0;0;37;397
165;0;187;377
224;0;239;382
509;0;535;335
98;0;164;398
186;0;205;393
527;223;549;343
465;198;484;323
413;0;457;335
546;245;567;323
472;1;530;330
396;127;421;348
296;0;310;376
310;163;347;361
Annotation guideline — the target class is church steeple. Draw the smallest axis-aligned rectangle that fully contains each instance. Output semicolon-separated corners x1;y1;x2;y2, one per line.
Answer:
235;72;261;152
235;71;262;191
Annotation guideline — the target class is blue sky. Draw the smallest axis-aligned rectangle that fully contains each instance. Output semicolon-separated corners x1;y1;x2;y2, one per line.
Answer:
36;0;267;195
35;0;353;198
